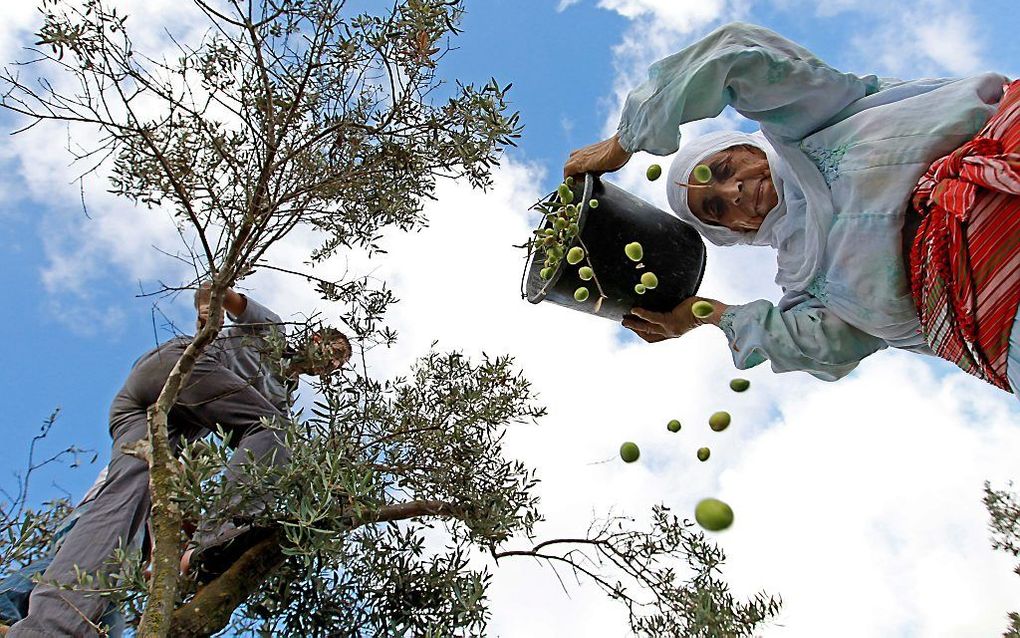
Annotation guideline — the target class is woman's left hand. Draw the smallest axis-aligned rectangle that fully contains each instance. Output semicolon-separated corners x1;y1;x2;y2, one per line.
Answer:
564;133;632;178
622;297;727;343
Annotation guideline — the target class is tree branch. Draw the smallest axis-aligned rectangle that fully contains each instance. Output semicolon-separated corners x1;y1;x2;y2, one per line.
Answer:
168;499;464;637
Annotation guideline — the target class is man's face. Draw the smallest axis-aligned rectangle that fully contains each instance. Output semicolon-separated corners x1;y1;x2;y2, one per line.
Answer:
685;145;779;233
301;332;352;376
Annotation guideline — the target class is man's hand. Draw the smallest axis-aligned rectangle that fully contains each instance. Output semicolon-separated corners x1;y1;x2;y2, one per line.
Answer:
194;282;247;331
563;133;632;179
622;297;728;343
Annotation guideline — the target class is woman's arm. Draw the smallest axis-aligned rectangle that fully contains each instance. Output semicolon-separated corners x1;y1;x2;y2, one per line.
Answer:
616;22;881;154
624;294;886;381
719;297;886;381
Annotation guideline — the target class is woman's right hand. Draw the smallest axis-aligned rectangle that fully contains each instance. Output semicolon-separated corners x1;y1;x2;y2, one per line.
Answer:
563;133;632;179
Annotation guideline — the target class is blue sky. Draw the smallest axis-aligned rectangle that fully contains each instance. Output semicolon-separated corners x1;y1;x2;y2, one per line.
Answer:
3;1;1020;635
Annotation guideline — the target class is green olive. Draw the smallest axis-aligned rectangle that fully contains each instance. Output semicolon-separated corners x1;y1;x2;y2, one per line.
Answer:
565;175;575;186
553;218;567;231
634;283;646;294
624;242;644;262
667;419;681;433
691;300;715;319
539;267;553;280
729;378;750;392
619;442;640;463
646;164;662;181
574;286;590;302
567;247;585;265
640;272;658;289
568;223;580;234
557;184;571;201
589;199;599;209
708;411;731;432
578;266;594;281
697;447;710;462
694;498;734;532
565;204;577;216
692;164;712;184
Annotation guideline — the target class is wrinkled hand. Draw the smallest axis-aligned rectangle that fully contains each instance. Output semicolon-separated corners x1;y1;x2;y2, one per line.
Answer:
563;133;632;179
621;298;710;343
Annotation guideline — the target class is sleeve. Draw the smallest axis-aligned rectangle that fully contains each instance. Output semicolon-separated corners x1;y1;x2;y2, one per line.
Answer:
717;294;887;382
616;22;882;153
226;295;284;337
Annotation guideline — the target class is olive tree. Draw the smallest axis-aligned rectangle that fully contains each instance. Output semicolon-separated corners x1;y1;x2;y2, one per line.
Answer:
984;482;1020;637
1;1;780;636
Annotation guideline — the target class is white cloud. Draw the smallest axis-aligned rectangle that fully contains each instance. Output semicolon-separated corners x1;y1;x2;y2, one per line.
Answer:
847;3;985;77
556;0;582;11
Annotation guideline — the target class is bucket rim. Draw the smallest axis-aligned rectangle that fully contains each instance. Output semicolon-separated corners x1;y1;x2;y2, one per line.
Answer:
523;173;595;304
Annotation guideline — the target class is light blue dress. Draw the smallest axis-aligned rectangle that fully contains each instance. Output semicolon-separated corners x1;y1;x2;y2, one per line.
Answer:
616;22;1013;384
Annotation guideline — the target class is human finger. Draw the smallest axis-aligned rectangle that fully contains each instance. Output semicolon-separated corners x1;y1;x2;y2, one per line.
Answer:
622;317;664;336
627;325;666;343
629;307;667;326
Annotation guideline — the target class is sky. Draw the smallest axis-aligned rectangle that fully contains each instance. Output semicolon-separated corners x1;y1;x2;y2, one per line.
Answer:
2;0;1020;636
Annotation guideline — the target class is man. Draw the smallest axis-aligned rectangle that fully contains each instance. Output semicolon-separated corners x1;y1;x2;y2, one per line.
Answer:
7;287;350;637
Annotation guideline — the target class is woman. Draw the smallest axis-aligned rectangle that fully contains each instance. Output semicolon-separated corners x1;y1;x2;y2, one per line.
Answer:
564;22;1020;394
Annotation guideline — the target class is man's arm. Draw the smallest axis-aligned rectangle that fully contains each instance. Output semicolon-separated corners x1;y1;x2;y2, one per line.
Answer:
195;285;247;330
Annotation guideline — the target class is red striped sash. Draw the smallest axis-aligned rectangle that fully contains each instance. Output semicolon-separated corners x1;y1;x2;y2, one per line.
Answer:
909;80;1020;390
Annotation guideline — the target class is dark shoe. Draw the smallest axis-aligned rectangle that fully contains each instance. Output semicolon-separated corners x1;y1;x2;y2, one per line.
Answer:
188;525;275;584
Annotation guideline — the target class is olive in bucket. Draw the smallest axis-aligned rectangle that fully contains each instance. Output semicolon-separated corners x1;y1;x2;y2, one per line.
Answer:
522;173;707;323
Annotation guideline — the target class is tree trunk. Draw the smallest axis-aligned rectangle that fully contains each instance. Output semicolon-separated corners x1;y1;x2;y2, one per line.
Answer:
137;287;228;637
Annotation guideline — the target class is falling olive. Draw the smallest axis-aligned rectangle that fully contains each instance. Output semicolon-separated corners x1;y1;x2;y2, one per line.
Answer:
708;411;731;432
695;498;734;532
620;442;640;463
729;378;750;392
692;164;712;184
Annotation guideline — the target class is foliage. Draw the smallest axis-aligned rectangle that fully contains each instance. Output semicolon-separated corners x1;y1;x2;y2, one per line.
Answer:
984;481;1020;637
0;410;91;578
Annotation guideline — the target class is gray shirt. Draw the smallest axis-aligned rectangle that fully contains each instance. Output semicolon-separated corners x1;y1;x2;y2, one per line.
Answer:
212;296;294;413
77;296;293;509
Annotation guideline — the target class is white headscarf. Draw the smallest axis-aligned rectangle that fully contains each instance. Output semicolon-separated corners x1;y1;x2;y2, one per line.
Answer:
666;130;833;292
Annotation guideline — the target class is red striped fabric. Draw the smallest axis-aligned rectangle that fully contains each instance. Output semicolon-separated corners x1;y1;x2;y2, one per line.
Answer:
909;79;1020;391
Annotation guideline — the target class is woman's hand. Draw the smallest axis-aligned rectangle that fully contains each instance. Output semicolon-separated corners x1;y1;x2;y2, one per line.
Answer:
622;297;728;343
563;133;632;178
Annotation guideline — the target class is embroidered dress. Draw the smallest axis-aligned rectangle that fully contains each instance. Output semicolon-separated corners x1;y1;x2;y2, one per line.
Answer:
616;22;1008;382
909;80;1020;391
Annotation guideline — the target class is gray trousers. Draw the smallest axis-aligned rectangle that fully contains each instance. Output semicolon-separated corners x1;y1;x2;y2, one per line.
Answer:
10;339;289;637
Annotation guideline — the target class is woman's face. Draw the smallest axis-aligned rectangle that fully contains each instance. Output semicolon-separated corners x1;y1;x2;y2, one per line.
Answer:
685;145;779;232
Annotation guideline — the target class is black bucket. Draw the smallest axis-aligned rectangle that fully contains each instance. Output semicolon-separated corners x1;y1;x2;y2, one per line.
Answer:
522;173;706;322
